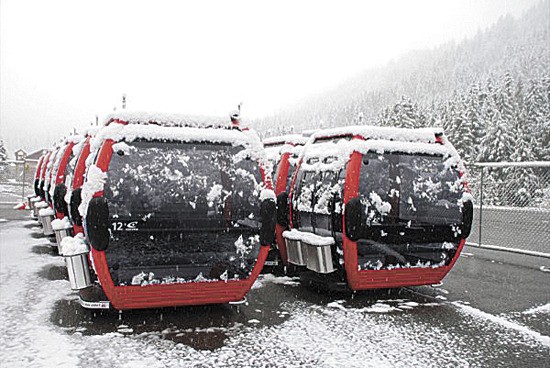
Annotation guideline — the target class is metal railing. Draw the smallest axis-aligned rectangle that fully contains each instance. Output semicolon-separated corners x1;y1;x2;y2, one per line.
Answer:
466;161;550;258
0;159;38;203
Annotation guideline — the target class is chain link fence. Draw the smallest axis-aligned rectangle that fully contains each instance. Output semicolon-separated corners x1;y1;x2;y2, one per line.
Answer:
466;161;550;258
0;160;37;204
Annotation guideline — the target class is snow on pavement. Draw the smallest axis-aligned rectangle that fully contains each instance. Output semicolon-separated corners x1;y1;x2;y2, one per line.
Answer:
0;221;82;367
452;302;550;348
523;303;550;315
1;219;549;367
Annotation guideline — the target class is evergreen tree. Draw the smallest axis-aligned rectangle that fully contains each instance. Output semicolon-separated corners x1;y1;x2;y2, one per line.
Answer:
481;108;515;162
451;94;476;163
0;138;7;177
466;83;488;161
0;138;7;162
395;96;418;128
524;78;550;160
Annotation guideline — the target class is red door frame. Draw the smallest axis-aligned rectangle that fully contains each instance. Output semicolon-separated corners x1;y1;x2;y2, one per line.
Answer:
39;152;52;200
33;155;45;197
274;152;291;265
52;142;75;219
34;155;45;181
46;148;62;207
70;137;92;234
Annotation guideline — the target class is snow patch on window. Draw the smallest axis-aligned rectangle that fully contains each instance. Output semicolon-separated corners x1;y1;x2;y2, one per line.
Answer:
369;192;392;215
129;270;239;286
207;184;223;207
112;142;134;155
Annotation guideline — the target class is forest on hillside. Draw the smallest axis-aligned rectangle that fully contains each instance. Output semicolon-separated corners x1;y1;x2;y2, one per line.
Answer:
256;1;549;207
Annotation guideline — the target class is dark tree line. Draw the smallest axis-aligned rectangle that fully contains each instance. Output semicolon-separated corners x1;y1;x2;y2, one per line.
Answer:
375;73;549;164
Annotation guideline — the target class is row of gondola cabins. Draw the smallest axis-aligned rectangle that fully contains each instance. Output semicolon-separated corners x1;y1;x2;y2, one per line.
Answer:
28;113;472;311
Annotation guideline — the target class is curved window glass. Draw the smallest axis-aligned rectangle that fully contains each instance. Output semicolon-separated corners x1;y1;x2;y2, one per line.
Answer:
356;152;465;270
358;152;463;226
292;164;344;237
103;140;262;286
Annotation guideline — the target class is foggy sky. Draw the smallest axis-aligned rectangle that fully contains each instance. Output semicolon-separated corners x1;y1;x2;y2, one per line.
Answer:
0;0;540;154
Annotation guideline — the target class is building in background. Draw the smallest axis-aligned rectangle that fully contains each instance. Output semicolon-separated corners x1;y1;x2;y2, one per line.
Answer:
14;149;27;161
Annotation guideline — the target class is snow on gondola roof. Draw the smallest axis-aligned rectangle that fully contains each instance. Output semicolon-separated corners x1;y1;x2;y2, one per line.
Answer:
264;143;305;165
77;126;100;137
301;129;320;137
301;127;464;175
46;133;84;151
263;134;309;165
88;121;264;157
311;125;444;143
103;111;238;128
66;133;84;144
263;134;309;146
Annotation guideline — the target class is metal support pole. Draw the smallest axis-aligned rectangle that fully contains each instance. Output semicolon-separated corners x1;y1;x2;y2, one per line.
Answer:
21;160;26;202
478;167;484;247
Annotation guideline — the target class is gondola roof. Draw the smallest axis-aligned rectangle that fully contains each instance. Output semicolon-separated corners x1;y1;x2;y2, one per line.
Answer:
311;125;444;144
103;111;242;129
263;134;309;147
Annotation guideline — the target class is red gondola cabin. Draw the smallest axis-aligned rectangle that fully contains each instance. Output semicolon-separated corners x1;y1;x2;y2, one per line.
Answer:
50;135;84;219
67;112;276;310
281;125;473;290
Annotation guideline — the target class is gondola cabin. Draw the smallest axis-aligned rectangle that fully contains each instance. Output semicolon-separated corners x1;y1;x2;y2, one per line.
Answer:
38;151;52;200
33;155;45;198
263;134;309;188
65;129;97;235
263;134;308;266
28;153;47;217
32;150;53;221
38;145;61;236
70;112;276;310
51;135;84;219
283;126;473;290
44;146;62;207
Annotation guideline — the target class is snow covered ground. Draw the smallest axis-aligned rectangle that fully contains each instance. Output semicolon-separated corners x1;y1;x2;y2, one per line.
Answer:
0;182;27;203
1;214;549;367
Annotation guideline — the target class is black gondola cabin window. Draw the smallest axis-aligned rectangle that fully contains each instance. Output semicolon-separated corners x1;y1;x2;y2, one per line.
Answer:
355;151;465;271
293;156;344;238
103;140;263;286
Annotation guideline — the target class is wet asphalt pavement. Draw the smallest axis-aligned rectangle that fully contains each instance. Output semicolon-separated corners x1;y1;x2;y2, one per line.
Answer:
1;202;549;367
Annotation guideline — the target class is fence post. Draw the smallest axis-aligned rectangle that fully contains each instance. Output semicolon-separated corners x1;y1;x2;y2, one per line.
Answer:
478;166;483;247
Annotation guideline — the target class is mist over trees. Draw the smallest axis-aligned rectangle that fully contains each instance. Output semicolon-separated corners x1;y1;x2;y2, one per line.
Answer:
255;1;550;166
